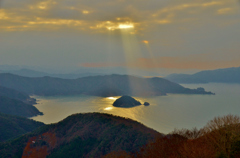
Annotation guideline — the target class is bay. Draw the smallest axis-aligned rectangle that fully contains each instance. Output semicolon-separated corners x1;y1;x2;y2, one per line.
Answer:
31;83;240;134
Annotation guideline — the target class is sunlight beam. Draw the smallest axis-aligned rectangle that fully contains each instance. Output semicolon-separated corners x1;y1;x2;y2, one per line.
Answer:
118;24;134;29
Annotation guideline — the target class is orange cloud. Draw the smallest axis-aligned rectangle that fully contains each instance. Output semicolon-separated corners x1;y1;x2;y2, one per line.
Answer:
217;8;235;14
1;0;237;33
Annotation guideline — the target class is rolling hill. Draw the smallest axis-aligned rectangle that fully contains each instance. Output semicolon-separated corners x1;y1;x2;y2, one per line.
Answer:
0;74;213;97
0;113;44;142
0;96;43;117
0;113;161;158
0;86;36;104
0;86;42;117
165;67;240;84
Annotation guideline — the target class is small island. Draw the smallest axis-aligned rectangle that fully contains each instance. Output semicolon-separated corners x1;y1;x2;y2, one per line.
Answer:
113;96;141;107
144;102;150;106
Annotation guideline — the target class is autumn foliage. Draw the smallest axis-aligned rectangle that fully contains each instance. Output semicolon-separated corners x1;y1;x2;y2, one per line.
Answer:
22;132;57;158
137;114;240;158
1;113;240;158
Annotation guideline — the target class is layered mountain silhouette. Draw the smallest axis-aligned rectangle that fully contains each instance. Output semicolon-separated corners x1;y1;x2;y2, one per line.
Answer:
0;86;42;117
0;74;213;97
0;96;42;117
165;67;240;84
0;113;161;158
0;86;36;104
0;68;102;79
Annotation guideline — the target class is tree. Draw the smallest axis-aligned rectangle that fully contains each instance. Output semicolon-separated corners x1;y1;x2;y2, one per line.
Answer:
137;135;187;158
202;114;240;158
171;128;216;158
171;127;203;139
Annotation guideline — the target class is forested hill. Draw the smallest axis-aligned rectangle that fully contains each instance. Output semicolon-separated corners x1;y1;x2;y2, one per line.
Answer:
0;73;213;97
0;96;43;117
0;86;36;104
0;113;44;142
165;67;240;84
0;86;42;117
0;113;161;158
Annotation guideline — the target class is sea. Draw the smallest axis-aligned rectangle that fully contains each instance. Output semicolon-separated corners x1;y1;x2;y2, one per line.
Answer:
31;83;240;134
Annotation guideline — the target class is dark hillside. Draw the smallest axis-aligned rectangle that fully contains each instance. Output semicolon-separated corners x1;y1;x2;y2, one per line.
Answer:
0;113;44;142
113;95;141;107
0;73;213;97
0;113;161;158
138;114;240;158
0;96;42;117
0;86;36;104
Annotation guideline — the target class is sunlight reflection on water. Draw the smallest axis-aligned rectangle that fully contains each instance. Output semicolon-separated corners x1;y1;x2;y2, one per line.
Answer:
104;107;113;111
31;83;240;134
106;97;117;100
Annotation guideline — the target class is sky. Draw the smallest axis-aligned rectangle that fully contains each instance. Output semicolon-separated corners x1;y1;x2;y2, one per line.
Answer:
0;0;240;75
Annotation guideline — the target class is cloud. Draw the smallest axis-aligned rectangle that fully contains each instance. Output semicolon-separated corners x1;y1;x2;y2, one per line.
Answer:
1;0;240;72
217;7;236;14
0;0;239;33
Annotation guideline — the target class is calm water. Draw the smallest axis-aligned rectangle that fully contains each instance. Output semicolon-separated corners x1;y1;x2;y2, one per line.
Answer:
31;83;240;134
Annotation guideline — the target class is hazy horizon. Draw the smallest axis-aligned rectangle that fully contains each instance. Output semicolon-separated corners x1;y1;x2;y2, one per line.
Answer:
1;0;240;76
0;64;206;76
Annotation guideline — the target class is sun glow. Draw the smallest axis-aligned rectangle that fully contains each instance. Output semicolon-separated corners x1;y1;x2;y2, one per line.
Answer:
143;40;149;44
82;10;90;14
118;24;134;29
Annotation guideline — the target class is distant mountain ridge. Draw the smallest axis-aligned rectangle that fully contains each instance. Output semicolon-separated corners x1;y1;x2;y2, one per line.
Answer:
0;68;103;79
0;113;161;157
0;73;213;97
165;67;240;84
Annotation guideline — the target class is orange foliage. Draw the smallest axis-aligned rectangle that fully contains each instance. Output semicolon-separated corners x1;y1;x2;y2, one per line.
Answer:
179;138;216;158
137;135;187;158
139;115;240;158
137;134;218;158
103;151;132;158
22;132;57;158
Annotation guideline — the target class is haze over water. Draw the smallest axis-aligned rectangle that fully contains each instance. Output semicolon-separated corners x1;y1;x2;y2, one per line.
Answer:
31;83;240;134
